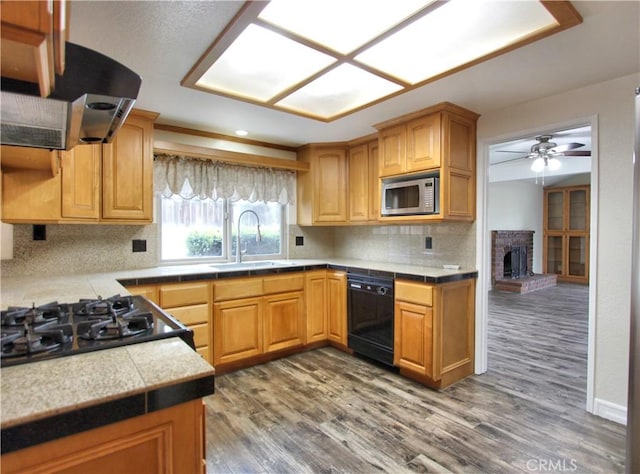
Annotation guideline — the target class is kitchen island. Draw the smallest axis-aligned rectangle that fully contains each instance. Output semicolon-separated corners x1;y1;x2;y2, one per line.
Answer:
1;337;214;472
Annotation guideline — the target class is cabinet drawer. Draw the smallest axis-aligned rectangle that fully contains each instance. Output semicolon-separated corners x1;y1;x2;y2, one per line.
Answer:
160;282;209;307
263;273;304;294
169;304;209;325
126;284;159;305
190;323;210;348
214;278;263;301
395;280;433;306
196;345;210;361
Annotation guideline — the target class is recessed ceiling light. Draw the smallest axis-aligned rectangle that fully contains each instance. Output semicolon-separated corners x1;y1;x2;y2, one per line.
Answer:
235;130;248;136
183;0;582;122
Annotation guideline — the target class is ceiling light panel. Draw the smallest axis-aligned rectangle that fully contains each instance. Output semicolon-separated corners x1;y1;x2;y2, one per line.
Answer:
195;24;336;102
258;0;435;54
356;0;559;84
275;63;403;119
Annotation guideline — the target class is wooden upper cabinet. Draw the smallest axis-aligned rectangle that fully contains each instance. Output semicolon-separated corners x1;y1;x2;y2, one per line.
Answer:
348;143;369;222
368;141;380;220
1;0;67;96
378;125;406;177
1;109;158;225
61;145;101;220
1;167;62;221
102;110;158;222
296;144;348;225
376;102;479;222
406;114;441;173
348;140;380;223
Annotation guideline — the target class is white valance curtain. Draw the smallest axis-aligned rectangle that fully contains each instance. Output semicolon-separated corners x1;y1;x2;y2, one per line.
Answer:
154;153;295;204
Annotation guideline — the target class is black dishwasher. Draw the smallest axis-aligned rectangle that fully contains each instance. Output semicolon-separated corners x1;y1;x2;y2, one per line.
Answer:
347;274;394;366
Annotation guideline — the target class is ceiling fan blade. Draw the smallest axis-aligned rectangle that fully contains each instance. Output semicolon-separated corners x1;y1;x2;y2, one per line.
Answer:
495;150;529;153
490;155;529;165
551;142;584;152
562;150;591;156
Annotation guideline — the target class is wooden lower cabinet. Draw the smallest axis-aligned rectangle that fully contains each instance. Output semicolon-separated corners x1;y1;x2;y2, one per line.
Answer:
0;399;206;474
327;270;347;347
213;296;263;365
126;282;212;364
126;284;158;304
394;278;475;389
305;270;328;343
264;291;305;352
212;274;306;368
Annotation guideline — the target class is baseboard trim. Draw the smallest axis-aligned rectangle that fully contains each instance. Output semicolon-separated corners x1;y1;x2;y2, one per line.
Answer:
592;398;627;425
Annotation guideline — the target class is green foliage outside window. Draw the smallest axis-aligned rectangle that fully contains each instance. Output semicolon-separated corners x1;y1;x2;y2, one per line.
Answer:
186;228;281;257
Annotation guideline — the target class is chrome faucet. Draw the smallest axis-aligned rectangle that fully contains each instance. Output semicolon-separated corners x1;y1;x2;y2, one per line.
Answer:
236;209;261;264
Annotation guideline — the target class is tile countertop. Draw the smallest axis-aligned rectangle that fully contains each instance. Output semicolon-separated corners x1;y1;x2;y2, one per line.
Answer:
0;258;473;452
1;338;215;453
1;259;478;309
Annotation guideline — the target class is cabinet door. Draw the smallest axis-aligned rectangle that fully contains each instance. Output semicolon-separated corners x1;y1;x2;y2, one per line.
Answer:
368;141;380;220
1;167;61;222
101;111;155;222
394;300;433;377
0;0;60;96
313;148;347;222
305;271;327;344
378;125;405;177
348;144;369;222
264;291;304;353
327;271;347;346
0;399;205;474
568;188;588;231
545;190;564;231
545;235;564;275
567;235;588;279
61;145;100;219
213;297;263;365
406;114;441;172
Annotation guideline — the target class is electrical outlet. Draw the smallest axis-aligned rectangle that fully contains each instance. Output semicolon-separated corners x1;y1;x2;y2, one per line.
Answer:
33;225;46;241
425;236;432;250
295;236;304;246
132;239;147;252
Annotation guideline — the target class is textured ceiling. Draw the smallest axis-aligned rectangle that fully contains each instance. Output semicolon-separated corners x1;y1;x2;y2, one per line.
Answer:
68;1;640;147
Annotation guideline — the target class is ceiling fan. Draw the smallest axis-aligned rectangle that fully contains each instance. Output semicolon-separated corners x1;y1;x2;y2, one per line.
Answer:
494;134;590;172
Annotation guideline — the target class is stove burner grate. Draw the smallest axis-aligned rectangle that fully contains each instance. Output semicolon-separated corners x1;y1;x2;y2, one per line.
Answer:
76;310;154;341
72;295;134;319
1;302;69;326
1;322;74;358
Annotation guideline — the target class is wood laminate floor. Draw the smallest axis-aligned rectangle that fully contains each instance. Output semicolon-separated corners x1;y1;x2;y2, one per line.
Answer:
204;283;626;473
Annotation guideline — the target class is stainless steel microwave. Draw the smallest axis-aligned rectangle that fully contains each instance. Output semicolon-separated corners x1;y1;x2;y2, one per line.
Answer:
381;175;439;216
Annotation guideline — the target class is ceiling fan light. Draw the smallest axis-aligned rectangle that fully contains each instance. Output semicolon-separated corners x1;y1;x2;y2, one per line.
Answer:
548;157;561;170
530;157;545;172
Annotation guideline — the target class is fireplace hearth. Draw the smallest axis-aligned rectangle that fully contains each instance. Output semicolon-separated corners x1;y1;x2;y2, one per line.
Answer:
491;230;556;294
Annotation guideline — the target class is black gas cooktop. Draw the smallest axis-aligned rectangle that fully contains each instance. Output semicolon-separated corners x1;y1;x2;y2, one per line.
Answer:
0;294;194;368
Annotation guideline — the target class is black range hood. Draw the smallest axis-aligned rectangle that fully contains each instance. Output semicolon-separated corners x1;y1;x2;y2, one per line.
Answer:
1;42;141;150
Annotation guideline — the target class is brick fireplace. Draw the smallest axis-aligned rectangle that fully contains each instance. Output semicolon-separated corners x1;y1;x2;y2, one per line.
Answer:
491;230;557;293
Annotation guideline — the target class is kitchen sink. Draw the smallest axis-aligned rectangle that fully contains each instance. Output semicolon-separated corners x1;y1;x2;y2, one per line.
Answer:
209;261;296;271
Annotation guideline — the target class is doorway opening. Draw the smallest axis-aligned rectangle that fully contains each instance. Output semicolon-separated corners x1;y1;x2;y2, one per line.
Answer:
483;122;594;410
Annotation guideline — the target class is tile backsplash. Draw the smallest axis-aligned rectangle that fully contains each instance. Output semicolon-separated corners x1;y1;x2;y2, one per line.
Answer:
1;221;475;277
333;222;476;269
1;224;158;277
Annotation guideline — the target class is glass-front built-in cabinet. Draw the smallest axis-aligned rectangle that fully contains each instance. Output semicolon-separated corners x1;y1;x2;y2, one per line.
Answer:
543;186;590;283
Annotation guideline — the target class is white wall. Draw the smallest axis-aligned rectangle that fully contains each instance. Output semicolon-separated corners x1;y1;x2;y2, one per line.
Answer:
488;181;543;273
478;72;640;418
